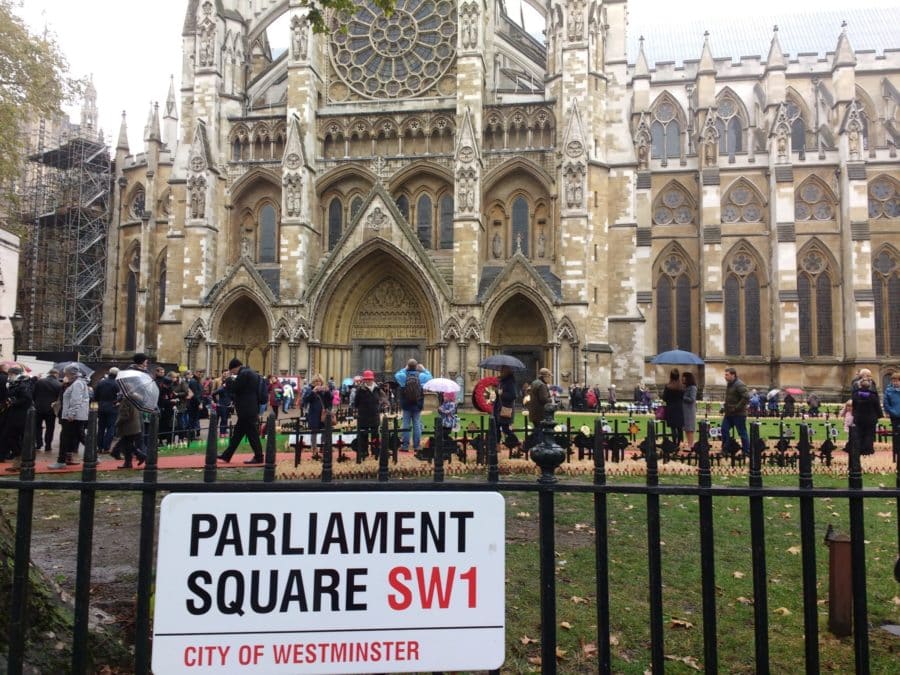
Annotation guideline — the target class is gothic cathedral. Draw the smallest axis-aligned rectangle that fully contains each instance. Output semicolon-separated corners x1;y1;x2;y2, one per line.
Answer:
103;0;900;396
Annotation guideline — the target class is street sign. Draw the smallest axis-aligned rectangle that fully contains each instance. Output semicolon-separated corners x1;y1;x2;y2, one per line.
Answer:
152;491;506;674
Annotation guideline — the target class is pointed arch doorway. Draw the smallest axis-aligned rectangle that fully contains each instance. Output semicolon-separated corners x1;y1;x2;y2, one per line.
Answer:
318;248;438;379
216;296;270;373
489;293;550;394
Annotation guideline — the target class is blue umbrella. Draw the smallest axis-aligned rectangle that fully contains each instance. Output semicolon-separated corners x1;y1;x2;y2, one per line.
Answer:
341;377;354;387
650;349;704;366
394;367;433;386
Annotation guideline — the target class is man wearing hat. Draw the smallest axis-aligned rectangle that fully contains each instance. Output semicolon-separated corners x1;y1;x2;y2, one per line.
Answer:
218;358;264;464
354;370;384;459
527;368;554;441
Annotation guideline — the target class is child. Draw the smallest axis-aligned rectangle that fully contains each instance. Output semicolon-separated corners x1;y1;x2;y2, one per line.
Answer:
839;399;853;433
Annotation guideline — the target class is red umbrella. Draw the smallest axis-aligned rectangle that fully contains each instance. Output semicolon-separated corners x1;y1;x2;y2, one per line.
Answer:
784;387;804;395
0;360;30;372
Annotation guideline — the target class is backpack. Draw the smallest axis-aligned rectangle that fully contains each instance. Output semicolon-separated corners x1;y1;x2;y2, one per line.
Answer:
256;373;268;405
402;371;422;406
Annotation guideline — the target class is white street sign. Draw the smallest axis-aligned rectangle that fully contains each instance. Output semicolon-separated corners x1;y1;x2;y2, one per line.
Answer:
152;491;505;673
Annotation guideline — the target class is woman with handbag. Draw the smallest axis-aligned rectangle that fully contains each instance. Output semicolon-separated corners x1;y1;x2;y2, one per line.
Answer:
493;365;518;443
303;374;332;459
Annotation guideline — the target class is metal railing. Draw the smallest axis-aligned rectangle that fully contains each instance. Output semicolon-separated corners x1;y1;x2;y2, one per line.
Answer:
1;408;898;674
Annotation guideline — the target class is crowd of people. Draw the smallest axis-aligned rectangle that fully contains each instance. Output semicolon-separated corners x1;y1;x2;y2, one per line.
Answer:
0;355;897;471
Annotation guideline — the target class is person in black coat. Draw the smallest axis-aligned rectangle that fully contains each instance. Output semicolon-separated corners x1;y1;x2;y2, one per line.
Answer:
33;368;63;453
851;377;883;455
302;373;332;457
212;372;233;437
493;366;518;443
93;368;119;454
0;367;33;468
354;370;384;459
661;368;685;446
217;358;264;464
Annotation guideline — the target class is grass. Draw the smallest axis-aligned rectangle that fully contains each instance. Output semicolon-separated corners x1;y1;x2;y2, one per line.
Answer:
501;473;899;674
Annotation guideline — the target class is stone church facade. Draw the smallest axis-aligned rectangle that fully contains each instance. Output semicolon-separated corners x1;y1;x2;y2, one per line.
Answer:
103;0;900;397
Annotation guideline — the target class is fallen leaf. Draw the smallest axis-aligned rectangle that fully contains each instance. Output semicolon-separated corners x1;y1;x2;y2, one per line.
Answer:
609;634;620;646
517;512;531;518
556;647;567;659
876;512;892;518
732;571;745;579
527;656;542;666
520;635;539;645
42;514;61;520
582;642;598;656
670;618;694;629
665;655;702;670
787;545;802;555
560;621;572;630
736;596;754;605
570;595;589;604
774;607;792;616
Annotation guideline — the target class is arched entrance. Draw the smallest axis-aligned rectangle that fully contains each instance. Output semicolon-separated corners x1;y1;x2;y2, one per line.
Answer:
216;295;270;373
489;293;549;391
317;248;438;379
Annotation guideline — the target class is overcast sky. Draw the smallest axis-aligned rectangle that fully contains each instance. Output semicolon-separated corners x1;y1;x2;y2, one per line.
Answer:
16;0;899;153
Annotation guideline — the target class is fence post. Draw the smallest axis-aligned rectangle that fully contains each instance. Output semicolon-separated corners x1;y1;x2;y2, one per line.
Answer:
322;412;333;483
748;421;770;670
72;410;99;674
134;413;160;675
697;420;718;673
644;422;665;673
847;425;870;671
593;419;611;674
797;424;820;673
8;408;37;674
824;525;853;637
378;416;390;481
203;410;219;483
531;404;565;675
263;413;277;483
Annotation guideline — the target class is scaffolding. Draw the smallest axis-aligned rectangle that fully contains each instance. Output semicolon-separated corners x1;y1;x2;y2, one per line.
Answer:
17;123;110;361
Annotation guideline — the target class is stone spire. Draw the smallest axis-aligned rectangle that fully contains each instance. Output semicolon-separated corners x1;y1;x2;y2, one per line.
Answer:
80;74;98;136
832;20;857;69
163;75;179;149
116;110;129;153
698;31;715;74
633;36;650;80
765;25;787;72
144;101;161;143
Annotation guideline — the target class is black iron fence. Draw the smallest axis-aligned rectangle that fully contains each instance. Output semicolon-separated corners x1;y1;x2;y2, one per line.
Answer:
1;409;899;674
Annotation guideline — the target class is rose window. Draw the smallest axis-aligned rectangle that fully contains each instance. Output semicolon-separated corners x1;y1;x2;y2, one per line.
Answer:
795;182;833;221
654;188;694;225
330;0;456;99
868;179;900;219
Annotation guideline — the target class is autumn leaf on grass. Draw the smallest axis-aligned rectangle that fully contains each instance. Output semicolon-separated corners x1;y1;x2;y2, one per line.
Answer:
560;621;572;630
42;514;61;520
556;647;568;660
582;642;598;657
786;545;802;555
876;512;892;518
527;656;542;666
570;595;589;604
732;571;745;579
774;607;792;616
669;618;694;629
520;635;539;645
665;655;702;671
516;512;532;518
736;596;754;605
609;634;620;646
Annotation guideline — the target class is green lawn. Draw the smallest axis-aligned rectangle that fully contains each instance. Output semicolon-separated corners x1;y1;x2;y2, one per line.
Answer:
501;473;899;673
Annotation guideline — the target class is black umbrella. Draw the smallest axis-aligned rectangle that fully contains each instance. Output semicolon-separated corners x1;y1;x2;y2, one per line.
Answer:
478;354;526;370
53;361;95;379
115;369;160;413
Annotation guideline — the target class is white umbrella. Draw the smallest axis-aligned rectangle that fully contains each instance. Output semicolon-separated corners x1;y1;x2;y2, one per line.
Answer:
767;388;781;398
422;377;461;394
116;368;160;413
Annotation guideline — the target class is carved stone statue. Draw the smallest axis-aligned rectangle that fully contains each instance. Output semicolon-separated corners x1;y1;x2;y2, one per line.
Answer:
189;176;206;218
565;167;584;209
848;128;859;159
776;134;787;163
291;18;308;60
537;228;546;258
703;139;716;167
492;232;502;259
637;141;648;170
199;26;214;67
285;177;301;217
241;236;251;258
